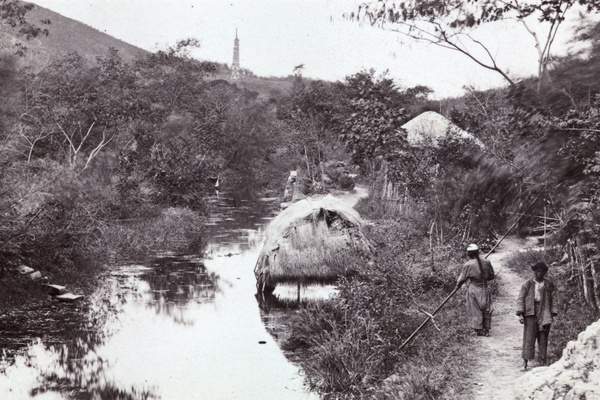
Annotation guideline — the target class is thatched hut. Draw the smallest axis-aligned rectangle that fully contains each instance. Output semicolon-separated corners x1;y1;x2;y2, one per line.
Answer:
254;194;372;293
380;111;485;201
401;111;483;147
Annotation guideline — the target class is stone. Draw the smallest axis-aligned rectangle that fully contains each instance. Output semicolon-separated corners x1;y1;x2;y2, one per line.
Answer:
28;271;42;281
55;293;85;302
42;284;68;296
16;265;34;275
534;386;555;400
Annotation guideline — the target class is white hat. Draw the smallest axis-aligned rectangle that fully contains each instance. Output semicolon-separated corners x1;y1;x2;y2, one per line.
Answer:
466;244;479;252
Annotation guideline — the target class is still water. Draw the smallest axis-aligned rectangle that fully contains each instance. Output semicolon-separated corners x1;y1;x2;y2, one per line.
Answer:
0;193;324;399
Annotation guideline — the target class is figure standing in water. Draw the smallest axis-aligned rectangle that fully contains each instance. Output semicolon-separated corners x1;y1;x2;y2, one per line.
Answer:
516;262;558;370
456;244;495;336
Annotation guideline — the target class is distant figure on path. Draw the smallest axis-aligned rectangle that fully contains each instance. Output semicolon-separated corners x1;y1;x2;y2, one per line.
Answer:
456;243;495;336
516;262;558;371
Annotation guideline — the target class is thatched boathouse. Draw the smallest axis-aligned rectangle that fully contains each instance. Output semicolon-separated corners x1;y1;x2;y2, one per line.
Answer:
254;194;372;293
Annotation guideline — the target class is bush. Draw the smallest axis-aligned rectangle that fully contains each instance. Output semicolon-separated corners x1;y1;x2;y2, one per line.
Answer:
281;212;473;398
103;207;206;262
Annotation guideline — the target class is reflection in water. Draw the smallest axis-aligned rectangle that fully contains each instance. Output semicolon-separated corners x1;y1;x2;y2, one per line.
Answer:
0;193;320;400
257;284;338;359
257;284;338;313
138;257;218;326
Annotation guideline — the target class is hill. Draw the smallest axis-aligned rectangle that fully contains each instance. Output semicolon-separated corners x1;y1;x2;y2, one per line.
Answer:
14;2;147;70
10;4;304;99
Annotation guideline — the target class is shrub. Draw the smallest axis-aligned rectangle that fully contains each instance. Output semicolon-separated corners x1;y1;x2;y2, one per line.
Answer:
103;207;206;262
281;212;472;398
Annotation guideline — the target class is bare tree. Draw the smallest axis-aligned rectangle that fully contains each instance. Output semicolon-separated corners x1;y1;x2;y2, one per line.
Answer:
56;121;114;170
349;0;600;90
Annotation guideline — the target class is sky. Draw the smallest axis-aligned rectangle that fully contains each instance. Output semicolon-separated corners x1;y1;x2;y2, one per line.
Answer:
28;0;595;98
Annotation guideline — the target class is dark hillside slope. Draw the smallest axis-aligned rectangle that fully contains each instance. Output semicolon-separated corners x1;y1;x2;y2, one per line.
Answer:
17;3;147;69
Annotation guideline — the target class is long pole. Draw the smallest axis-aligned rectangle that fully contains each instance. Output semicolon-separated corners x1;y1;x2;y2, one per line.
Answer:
484;212;527;258
398;209;531;352
398;285;460;351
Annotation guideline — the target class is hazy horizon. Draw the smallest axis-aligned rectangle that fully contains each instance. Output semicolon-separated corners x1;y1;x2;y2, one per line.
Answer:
29;0;594;98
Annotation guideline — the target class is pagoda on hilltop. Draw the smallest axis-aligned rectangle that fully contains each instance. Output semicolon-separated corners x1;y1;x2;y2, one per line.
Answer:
231;29;240;80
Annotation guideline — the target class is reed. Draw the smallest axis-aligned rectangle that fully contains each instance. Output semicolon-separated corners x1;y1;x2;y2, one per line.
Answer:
280;212;475;399
104;207;205;262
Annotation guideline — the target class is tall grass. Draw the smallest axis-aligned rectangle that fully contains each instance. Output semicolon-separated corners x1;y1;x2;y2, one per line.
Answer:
103;207;206;262
281;210;476;398
0;157;207;305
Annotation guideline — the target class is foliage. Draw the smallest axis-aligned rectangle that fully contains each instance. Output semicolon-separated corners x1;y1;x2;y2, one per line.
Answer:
276;76;342;185
277;71;431;187
0;0;50;56
338;71;410;169
282;216;472;398
503;248;598;364
0;40;298;305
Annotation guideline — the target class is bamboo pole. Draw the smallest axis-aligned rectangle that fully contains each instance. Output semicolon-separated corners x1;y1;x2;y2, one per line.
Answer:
398;210;530;352
398;286;460;351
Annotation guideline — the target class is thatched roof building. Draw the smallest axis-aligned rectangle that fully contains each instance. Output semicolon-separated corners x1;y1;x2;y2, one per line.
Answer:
379;111;484;201
401;111;483;148
254;194;372;293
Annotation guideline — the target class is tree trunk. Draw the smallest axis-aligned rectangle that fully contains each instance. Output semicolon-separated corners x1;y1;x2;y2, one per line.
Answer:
591;258;600;316
576;238;600;315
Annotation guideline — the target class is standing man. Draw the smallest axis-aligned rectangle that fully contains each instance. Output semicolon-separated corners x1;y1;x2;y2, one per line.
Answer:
516;262;558;370
456;244;495;336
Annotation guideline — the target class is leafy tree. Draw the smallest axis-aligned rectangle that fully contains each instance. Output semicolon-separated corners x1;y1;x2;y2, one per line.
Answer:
277;76;342;185
134;38;217;118
339;76;407;169
539;20;600;112
14;51;145;169
337;71;430;172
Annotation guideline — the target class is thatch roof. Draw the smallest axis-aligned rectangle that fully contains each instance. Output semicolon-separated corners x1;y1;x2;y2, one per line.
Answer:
254;194;372;293
401;111;484;148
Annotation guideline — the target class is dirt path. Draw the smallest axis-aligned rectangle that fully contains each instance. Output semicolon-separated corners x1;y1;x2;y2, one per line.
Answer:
469;236;539;399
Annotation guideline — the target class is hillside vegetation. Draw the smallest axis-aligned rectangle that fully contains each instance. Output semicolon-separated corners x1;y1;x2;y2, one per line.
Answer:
270;24;600;399
2;2;600;399
16;3;146;69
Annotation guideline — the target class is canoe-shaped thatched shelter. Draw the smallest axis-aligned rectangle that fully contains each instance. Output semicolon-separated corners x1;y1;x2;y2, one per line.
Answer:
254;195;372;293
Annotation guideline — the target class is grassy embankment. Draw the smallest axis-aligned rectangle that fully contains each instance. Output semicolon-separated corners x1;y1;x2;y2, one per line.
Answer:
278;188;599;399
280;193;484;399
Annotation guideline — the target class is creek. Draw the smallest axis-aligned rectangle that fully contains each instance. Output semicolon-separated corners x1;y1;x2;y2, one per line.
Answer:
0;192;325;400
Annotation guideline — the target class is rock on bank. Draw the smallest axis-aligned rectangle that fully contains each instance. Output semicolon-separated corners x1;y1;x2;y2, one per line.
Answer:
515;320;600;399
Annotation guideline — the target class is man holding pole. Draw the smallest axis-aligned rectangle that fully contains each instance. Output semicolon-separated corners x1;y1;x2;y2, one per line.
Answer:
456;244;496;336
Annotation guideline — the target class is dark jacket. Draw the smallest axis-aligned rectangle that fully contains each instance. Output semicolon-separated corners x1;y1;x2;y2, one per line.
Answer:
516;278;558;326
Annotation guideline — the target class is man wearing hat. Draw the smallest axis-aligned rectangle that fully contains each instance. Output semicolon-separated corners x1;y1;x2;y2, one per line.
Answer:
516;262;559;370
456;244;496;336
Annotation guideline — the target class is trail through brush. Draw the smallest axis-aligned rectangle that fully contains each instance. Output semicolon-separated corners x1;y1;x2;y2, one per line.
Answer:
397;208;533;352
